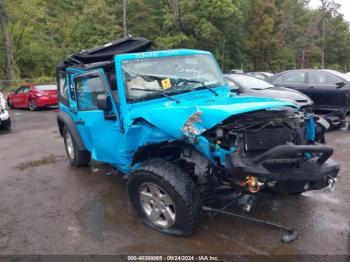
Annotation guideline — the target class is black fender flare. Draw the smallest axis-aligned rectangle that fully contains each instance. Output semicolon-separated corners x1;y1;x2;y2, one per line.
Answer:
57;111;86;151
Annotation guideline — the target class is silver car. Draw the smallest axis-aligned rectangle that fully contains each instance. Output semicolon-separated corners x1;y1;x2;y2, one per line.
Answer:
225;74;313;109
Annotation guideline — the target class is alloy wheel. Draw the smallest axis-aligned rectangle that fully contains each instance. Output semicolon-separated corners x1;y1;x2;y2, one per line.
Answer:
139;182;176;228
65;131;75;160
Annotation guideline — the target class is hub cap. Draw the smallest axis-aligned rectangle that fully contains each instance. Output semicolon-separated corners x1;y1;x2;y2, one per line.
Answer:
139;182;176;228
65;132;75;160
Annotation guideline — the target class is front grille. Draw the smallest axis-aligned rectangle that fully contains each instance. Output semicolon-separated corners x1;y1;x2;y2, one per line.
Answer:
244;127;294;152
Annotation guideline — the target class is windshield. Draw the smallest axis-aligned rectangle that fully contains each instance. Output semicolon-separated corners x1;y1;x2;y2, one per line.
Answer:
122;54;226;102
324;70;350;82
35;85;57;91
228;74;274;90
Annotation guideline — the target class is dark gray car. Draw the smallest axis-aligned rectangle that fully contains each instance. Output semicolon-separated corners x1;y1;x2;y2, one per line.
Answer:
265;69;350;112
225;74;313;109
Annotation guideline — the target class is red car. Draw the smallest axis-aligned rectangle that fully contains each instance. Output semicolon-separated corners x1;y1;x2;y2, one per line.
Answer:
7;84;58;111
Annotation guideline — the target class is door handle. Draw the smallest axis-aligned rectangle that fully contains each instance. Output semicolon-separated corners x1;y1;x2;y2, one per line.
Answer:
310;86;314;88
75;119;85;125
104;114;117;121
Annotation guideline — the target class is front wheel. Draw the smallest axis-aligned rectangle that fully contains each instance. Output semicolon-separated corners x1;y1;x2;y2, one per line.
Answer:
128;158;201;236
1;118;11;130
63;127;90;166
29;99;37;111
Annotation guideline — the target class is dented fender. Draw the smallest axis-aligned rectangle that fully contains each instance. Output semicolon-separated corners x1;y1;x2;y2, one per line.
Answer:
125;96;297;139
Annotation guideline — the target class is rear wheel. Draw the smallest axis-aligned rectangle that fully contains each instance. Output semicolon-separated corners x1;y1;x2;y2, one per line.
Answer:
28;99;37;111
63;127;90;166
1;118;11;130
128;158;201;236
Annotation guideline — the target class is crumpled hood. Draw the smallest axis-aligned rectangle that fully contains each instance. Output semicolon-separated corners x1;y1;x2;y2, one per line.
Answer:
125;93;296;138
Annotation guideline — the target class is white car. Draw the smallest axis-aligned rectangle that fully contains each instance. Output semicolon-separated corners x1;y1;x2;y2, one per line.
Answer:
0;91;11;130
346;72;350;76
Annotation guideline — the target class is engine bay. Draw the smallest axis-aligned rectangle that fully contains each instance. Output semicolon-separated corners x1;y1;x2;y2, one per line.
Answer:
203;107;308;156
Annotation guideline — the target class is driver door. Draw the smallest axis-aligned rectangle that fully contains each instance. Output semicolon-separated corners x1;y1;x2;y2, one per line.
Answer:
306;71;350;110
72;69;124;166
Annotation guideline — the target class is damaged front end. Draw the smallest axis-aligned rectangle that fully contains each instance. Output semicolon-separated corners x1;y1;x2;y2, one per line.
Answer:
185;107;340;194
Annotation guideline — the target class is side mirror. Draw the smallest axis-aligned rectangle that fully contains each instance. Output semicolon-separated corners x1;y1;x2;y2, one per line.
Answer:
229;85;242;93
336;82;345;88
97;94;110;111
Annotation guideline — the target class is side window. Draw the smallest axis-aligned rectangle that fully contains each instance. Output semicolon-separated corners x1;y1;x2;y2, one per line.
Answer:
75;75;107;111
274;72;305;84
23;86;31;93
15;87;23;94
308;72;340;85
17;86;29;93
58;71;68;99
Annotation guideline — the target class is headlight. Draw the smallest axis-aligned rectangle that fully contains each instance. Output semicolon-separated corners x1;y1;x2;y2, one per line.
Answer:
181;110;204;141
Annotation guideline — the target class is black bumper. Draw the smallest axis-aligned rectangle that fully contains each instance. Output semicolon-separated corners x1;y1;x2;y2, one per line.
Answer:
226;144;340;193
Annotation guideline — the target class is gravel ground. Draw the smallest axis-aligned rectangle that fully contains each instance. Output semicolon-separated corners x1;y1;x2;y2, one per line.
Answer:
0;109;349;256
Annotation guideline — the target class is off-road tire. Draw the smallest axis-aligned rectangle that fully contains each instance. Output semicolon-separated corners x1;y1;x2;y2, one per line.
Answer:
1;118;11;130
63;126;90;167
128;158;201;236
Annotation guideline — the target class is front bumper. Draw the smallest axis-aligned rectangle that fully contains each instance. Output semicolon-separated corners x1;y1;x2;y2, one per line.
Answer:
0;109;9;121
226;144;340;193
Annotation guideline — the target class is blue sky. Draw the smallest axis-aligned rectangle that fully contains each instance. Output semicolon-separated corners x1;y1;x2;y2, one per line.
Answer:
309;0;350;22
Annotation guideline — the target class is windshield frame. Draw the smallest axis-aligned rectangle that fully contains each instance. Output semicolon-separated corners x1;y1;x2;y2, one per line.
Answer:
121;53;226;104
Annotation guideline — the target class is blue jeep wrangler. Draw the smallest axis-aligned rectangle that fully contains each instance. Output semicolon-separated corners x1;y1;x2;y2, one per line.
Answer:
57;37;340;236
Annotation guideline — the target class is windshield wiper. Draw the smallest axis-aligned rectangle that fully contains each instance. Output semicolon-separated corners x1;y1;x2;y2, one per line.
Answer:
130;88;180;103
178;78;219;96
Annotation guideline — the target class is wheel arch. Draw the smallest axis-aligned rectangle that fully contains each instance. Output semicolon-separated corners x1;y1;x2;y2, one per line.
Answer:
132;141;189;166
131;141;210;180
57;111;86;151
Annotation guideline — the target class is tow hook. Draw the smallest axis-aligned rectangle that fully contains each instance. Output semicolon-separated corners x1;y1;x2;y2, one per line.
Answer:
240;176;264;193
328;177;337;192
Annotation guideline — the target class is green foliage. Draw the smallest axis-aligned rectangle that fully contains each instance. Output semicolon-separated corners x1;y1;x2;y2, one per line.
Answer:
0;0;349;81
67;0;123;51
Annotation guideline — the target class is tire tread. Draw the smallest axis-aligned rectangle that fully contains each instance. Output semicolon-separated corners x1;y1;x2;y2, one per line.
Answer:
128;158;201;236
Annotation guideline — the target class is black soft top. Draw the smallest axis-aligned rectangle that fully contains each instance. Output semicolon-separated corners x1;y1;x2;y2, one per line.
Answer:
57;36;152;71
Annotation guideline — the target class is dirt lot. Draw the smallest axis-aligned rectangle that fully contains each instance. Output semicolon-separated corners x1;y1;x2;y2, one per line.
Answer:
0;109;349;256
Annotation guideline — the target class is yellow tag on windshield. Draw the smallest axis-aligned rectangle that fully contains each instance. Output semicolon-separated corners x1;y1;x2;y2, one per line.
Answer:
161;78;172;89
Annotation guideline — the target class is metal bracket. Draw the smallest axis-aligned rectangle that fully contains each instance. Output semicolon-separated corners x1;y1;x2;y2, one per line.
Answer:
202;202;298;243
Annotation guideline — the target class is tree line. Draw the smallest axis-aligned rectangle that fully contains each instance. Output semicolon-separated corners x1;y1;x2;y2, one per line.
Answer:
0;0;349;83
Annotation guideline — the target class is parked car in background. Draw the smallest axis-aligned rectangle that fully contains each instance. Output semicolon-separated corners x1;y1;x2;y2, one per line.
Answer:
266;69;350;129
266;69;350;112
229;69;244;74
246;72;274;80
225;74;313;109
0;91;11;130
7;84;58;111
225;74;329;140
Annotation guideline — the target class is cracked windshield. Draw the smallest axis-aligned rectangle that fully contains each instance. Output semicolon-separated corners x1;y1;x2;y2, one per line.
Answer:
122;54;226;102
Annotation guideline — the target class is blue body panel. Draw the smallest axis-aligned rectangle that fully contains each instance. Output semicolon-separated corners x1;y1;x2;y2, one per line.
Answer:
60;49;313;174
